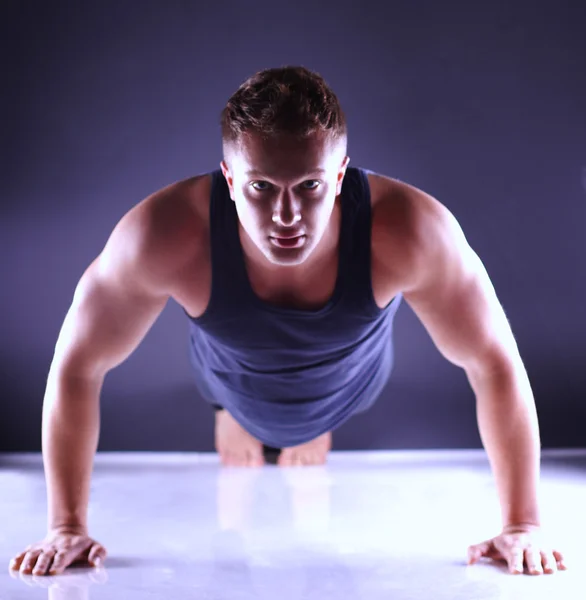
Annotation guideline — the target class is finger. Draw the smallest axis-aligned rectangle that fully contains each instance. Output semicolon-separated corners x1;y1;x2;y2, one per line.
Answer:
467;541;490;564
48;551;72;575
32;550;57;576
19;551;42;575
88;544;108;568
525;548;543;575
541;551;557;574
553;550;568;570
508;547;525;574
9;552;27;571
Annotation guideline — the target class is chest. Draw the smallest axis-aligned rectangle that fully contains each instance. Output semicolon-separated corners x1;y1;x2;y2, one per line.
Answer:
178;236;405;319
176;172;414;319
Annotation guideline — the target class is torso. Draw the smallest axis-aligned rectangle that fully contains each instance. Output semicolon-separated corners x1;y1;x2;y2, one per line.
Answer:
152;170;426;318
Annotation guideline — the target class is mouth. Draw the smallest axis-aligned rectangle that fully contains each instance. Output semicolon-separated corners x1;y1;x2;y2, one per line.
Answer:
269;234;306;248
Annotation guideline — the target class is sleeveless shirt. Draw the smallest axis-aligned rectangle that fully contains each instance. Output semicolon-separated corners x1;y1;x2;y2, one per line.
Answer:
183;167;403;448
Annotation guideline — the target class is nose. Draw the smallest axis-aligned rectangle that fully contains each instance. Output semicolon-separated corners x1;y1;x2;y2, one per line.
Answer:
272;197;302;226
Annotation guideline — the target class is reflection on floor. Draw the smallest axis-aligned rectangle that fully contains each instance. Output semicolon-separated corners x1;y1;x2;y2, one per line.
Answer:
1;449;584;599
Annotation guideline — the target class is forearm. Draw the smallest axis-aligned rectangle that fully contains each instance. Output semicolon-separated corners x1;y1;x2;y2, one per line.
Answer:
42;368;102;534
468;363;542;530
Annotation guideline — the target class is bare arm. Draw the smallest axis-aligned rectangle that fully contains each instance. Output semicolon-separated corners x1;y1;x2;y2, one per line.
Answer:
43;206;171;534
401;194;541;530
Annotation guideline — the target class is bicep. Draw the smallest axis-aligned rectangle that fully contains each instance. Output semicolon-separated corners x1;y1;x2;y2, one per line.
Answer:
52;216;169;381
402;204;521;378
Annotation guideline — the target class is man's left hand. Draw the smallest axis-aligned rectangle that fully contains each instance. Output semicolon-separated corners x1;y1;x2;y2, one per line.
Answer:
467;527;568;575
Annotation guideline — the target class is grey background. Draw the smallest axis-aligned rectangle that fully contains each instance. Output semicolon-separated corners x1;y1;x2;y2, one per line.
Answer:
1;0;585;452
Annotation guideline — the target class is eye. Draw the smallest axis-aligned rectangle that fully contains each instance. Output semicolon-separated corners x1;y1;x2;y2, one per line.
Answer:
302;180;321;190
249;180;321;192
251;181;271;191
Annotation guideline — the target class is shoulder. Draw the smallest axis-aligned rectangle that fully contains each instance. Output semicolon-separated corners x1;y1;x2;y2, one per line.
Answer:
366;170;462;292
102;173;213;291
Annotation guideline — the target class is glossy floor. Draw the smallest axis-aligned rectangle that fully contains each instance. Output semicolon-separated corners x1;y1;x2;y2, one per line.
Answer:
1;449;584;599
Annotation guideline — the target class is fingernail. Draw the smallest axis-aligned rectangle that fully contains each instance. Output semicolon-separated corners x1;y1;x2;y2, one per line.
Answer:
94;558;102;567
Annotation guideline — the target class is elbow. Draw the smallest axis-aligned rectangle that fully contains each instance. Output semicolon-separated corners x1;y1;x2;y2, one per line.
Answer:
465;347;523;391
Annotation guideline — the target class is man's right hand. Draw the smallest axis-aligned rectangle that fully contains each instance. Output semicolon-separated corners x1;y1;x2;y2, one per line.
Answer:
9;528;107;576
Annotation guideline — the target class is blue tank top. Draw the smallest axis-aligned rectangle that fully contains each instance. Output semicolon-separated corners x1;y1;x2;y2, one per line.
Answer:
183;167;403;448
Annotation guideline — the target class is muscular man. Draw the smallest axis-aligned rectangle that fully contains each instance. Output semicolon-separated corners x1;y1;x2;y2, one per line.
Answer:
10;66;566;577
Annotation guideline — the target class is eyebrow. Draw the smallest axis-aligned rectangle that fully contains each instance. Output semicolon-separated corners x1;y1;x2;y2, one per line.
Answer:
245;168;326;177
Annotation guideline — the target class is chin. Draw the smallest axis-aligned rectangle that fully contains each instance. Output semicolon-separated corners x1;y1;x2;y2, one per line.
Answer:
263;245;313;267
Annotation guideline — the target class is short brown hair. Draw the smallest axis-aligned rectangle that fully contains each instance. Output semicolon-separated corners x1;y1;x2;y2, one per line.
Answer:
221;65;347;154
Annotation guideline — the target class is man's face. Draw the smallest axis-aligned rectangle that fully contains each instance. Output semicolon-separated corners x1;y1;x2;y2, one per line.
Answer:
221;132;349;267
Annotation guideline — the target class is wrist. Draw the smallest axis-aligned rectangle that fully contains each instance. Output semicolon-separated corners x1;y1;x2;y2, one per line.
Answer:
502;522;541;533
48;522;88;536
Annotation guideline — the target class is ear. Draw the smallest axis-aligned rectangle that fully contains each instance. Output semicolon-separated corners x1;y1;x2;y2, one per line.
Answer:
336;156;350;195
220;161;235;201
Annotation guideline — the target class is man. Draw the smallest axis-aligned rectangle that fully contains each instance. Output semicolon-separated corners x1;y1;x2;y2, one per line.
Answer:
9;66;567;577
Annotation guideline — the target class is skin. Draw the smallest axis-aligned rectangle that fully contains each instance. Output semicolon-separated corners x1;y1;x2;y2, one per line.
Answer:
218;131;348;466
9;129;568;576
221;131;350;270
